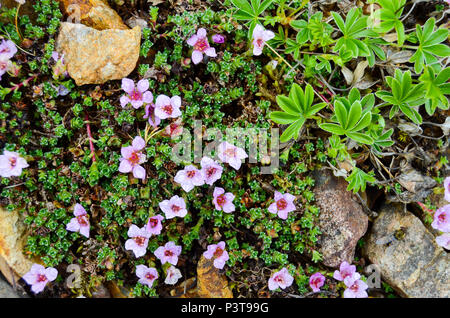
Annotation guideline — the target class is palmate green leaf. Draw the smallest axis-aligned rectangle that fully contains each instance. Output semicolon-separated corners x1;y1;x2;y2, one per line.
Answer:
319;90;374;145
419;67;450;115
375;0;406;45
375;69;425;124
345;167;376;193
331;8;373;59
271;84;327;142
410;18;450;74
371;128;394;152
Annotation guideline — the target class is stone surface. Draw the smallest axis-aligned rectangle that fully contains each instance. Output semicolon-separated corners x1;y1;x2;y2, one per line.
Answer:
196;256;233;298
58;0;128;30
312;169;368;268
0;207;36;285
0;277;20;298
56;22;140;85
364;203;449;298
171;256;233;298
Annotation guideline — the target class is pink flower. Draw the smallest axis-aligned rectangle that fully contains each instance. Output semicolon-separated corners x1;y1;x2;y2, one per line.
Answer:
212;187;235;213
174;165;205;192
15;0;26;4
309;272;325;292
165;266;182;285
333;261;357;281
436;233;450;250
118;136;147;180
268;191;296;220
154;241;182;265
163;118;183;139
159;195;188;219
120;78;153;109
212;34;225;44
146;214;164;236
187;28;217;64
268;268;294;291
0;150;28;178
0;39;17;60
154;94;182;119
0;57;8;80
444;176;450;202
143;103;161;128
343;273;368;298
200;156;223;185
203;241;229;269
22;264;58;294
125;224;151;258
217;141;248;170
66;203;90;238
252;24;275;56
136;265;158;287
432;204;450;232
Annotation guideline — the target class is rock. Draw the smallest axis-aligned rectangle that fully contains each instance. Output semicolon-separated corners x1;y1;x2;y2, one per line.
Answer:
56;22;140;85
388;168;437;203
0;207;36;285
196;256;233;298
58;0;128;30
171;256;233;298
364;203;449;298
312;169;368;268
0;277;20;298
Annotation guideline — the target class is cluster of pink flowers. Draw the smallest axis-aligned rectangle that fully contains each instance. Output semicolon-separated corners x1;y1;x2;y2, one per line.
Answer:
0;39;18;81
334;261;368;298
433;177;450;250
120;78;182;129
0;149;28;178
174;143;247;192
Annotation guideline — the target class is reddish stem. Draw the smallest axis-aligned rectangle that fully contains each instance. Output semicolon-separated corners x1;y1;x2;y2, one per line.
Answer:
84;112;96;162
10;74;38;91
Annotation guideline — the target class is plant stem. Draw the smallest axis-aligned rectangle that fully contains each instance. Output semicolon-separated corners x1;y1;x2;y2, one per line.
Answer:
15;4;23;41
84;113;96;162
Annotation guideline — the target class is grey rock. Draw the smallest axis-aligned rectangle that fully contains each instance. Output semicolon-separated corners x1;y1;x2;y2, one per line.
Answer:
313;169;368;268
0;277;20;298
364;203;449;298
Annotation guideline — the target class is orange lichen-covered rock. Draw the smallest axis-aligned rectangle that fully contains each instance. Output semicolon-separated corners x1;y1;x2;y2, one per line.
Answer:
58;0;128;30
56;22;140;85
